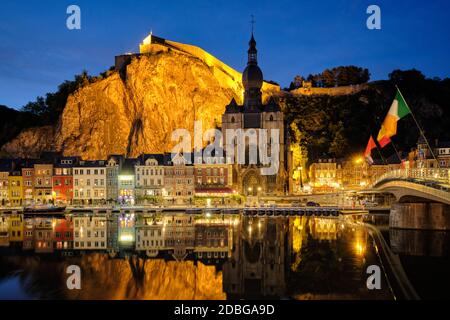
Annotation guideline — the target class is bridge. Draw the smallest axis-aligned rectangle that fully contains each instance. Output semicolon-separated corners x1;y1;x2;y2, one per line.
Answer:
370;168;450;205
369;168;450;230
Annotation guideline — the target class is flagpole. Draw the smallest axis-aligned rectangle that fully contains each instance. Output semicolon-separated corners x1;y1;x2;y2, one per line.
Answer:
376;144;387;165
390;138;403;164
372;134;387;165
395;85;440;168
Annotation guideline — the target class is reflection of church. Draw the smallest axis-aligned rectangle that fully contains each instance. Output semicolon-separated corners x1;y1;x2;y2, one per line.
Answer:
222;217;287;298
221;33;287;196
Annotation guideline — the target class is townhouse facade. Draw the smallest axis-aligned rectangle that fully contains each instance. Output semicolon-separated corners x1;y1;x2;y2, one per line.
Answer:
73;161;107;205
34;164;53;204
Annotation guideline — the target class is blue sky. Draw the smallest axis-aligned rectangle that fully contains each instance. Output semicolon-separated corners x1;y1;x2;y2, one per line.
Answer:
0;0;449;108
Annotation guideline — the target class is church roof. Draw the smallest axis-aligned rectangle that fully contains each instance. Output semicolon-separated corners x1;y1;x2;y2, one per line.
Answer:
225;97;241;113
264;97;281;112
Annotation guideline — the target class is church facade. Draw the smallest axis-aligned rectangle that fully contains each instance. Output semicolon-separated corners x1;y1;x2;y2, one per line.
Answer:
221;33;287;197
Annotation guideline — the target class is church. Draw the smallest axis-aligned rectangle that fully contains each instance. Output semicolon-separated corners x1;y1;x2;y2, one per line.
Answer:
221;32;288;197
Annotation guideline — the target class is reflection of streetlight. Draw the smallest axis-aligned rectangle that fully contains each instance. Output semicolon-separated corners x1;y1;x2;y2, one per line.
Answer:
297;166;303;190
354;240;365;256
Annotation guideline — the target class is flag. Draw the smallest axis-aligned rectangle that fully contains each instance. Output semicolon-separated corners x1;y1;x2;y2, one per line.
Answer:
377;89;411;144
364;136;376;164
376;126;391;148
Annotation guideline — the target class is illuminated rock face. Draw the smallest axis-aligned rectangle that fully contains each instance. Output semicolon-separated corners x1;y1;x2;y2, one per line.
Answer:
2;49;279;159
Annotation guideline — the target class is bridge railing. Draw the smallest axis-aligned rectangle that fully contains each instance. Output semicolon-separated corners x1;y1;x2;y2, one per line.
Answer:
372;168;450;188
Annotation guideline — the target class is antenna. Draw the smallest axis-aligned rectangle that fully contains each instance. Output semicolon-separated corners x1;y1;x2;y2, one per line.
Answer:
250;14;255;33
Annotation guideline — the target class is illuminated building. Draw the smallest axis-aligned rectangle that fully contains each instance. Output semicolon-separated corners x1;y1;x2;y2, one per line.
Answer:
221;32;286;196
52;157;77;205
8;171;23;206
33;163;53;204
163;154;194;204
105;155;123;204
135;154;165;203
72;160;107;205
0;163;11;206
309;159;338;191
118;158;138;205
21;166;35;206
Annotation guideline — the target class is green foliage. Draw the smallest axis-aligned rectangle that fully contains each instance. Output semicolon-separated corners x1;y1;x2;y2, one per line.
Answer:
21;69;114;125
0;105;41;148
301;65;370;88
284;70;450;163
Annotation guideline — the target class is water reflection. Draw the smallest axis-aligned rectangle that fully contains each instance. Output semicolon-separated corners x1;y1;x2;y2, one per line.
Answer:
390;229;450;257
0;213;393;299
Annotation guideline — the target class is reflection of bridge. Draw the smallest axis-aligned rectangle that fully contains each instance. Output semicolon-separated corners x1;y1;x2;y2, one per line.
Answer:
371;169;450;205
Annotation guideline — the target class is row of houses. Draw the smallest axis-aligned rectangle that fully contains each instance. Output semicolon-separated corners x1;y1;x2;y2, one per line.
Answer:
0;213;233;261
308;139;450;191
0;152;234;207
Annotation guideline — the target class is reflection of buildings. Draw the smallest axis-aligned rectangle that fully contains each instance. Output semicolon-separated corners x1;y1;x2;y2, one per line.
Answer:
118;212;136;249
194;222;232;262
53;217;73;250
9;213;23;243
163;215;195;260
309;218;339;241
0;215;10;247
23;217;34;250
223;217;287;298
135;214;165;257
34;217;54;253
73;215;107;250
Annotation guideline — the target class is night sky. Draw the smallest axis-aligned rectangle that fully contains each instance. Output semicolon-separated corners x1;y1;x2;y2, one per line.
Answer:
1;0;449;108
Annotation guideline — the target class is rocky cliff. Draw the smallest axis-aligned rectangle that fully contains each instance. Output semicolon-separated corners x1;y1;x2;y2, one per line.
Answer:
2;48;279;159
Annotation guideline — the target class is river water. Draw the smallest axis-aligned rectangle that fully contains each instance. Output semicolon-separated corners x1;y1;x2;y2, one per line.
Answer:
0;213;448;300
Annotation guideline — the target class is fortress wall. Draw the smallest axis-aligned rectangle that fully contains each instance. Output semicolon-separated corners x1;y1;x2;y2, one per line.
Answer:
291;84;368;96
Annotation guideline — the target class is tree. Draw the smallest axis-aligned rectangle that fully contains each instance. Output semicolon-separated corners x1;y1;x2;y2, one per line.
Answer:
322;69;335;87
20;70;99;124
